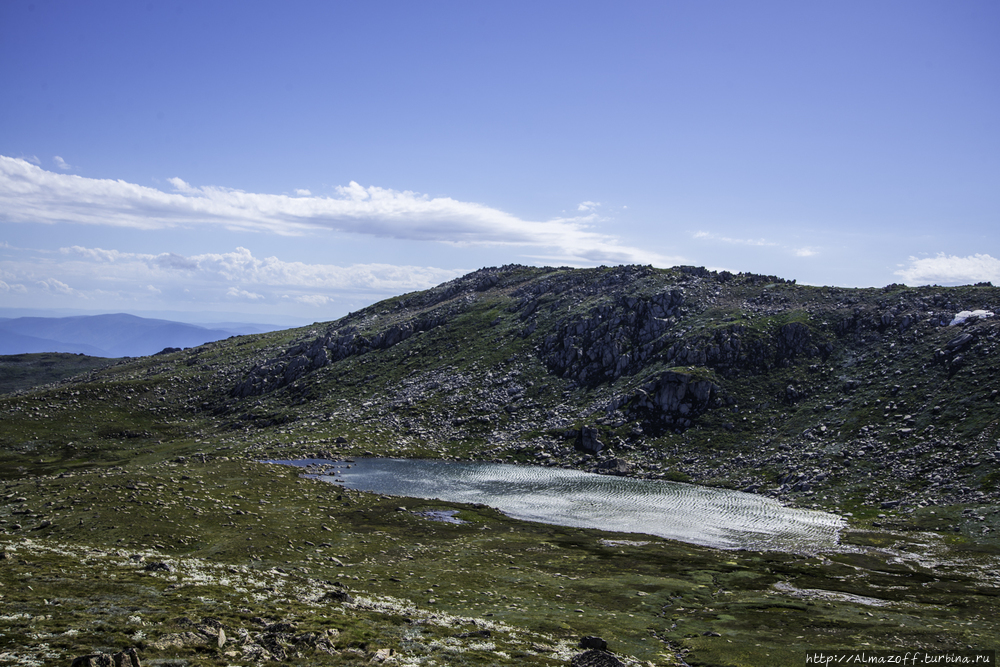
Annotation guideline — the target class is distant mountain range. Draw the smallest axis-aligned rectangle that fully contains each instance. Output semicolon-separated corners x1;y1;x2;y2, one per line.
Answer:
0;313;289;358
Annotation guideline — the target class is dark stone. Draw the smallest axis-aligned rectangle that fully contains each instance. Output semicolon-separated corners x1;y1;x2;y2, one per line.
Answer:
579;636;608;650
144;561;171;572
596;458;632;475
571;649;625;667
579;426;604;454
945;333;974;350
263;621;298;633
258;634;287;661
71;648;141;667
323;589;353;603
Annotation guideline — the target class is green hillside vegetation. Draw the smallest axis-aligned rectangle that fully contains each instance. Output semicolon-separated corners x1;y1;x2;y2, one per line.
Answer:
1;265;998;666
0;352;118;394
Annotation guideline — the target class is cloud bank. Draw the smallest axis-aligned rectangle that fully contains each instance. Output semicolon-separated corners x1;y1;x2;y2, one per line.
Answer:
895;254;1000;286
693;231;777;247
0;244;467;314
0;156;661;265
55;245;465;294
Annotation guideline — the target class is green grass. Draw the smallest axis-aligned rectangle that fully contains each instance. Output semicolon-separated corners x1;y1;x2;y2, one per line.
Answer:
3;459;998;666
0;352;118;394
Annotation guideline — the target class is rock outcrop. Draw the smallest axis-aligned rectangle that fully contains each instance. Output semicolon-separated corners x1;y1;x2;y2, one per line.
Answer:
232;314;449;398
571;649;625;667
70;648;141;667
613;370;721;431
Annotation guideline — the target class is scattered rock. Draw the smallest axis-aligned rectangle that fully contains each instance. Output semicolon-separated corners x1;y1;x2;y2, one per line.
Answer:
70;648;141;667
370;647;396;663
148;631;209;650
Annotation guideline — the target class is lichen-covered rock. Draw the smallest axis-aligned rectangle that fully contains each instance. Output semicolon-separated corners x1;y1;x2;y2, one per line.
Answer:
70;647;141;667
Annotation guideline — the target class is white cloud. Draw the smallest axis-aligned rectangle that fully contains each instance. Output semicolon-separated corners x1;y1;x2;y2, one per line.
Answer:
51;244;467;296
53;156;71;170
693;231;777;247
295;188;312;196
23;155;41;165
294;294;332;306
146;284;161;294
577;201;601;212
895;253;1000;286
60;246;129;262
0;156;664;265
694;231;821;259
0;280;27;293
226;286;265;300
38;278;75;295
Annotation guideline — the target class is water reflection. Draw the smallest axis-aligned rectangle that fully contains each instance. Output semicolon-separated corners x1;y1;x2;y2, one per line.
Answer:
271;458;844;552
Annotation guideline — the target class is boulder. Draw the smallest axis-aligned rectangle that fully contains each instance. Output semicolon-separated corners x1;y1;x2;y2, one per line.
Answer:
596;458;632;475
70;648;141;667
323;588;353;603
945;332;974;350
579;427;604;454
143;561;171;572
571;649;625;667
579;636;608;650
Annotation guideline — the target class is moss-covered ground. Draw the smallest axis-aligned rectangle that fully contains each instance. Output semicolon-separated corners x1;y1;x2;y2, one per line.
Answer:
2;456;998;666
0;354;117;395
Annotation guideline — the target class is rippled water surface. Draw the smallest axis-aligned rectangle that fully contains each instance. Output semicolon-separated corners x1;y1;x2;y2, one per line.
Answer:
275;458;844;552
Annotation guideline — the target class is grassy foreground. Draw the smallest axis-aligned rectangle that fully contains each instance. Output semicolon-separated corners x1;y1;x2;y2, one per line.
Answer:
2;454;998;666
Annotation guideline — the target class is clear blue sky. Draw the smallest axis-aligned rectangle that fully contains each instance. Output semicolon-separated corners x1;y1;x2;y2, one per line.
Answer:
2;0;998;324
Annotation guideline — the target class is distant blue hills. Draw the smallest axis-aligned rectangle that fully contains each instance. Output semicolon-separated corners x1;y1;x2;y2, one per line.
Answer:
0;313;289;358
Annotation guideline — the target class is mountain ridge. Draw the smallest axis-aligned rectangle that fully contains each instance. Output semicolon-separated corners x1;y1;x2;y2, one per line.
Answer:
0;312;290;357
2;263;999;666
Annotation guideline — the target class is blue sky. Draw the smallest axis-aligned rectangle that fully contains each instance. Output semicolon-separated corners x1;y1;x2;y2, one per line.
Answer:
2;1;998;325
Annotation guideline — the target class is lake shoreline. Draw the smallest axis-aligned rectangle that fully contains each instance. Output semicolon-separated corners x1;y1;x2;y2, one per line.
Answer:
266;457;846;554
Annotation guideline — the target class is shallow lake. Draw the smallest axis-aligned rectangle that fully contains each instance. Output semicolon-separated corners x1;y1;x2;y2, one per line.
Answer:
271;458;844;552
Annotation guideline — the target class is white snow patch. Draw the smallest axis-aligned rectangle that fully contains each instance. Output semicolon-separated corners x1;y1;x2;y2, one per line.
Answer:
949;310;995;326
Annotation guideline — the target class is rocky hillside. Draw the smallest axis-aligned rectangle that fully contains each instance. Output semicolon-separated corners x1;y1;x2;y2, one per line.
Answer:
2;264;999;666
202;264;996;513
4;264;999;512
6;264;1000;512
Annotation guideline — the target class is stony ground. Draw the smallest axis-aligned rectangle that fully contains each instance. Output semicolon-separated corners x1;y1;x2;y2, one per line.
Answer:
1;265;999;665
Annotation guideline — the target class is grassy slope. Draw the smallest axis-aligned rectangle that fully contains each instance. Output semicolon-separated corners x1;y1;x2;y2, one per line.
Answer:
0;353;117;395
1;265;999;665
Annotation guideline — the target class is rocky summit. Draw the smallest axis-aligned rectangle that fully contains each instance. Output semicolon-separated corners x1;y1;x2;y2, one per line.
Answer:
1;264;999;666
